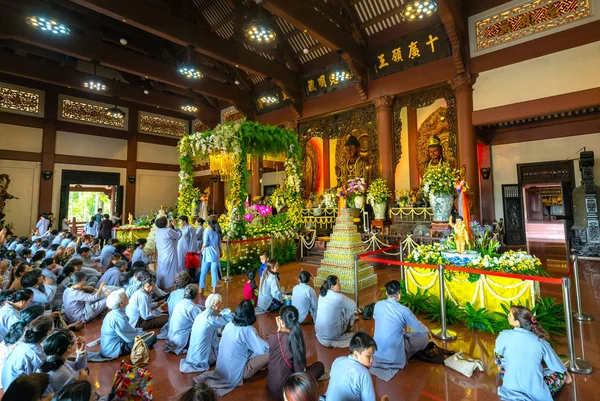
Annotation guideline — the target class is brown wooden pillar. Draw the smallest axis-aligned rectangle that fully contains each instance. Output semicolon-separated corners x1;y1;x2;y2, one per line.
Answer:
322;138;330;190
39;89;57;218
212;180;225;215
250;157;261;198
126;106;138;217
450;73;480;221
374;96;395;191
407;106;419;188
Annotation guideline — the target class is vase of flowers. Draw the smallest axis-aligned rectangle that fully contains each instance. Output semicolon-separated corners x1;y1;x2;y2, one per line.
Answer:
346;177;366;209
367;178;391;219
422;165;459;222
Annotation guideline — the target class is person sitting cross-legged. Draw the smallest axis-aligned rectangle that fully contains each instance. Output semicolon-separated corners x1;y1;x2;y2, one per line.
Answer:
125;275;169;330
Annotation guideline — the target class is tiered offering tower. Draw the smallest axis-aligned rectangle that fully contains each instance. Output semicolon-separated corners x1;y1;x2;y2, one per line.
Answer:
316;208;378;293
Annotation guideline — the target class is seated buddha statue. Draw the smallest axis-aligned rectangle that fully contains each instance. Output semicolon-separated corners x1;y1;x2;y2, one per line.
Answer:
424;135;448;172
334;134;371;186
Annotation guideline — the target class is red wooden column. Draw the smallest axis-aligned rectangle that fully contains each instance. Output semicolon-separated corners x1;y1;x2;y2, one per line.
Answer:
450;73;480;221
322;138;330;190
126;106;138;217
407;106;419;188
39;89;57;216
250;157;261;198
374;96;395;191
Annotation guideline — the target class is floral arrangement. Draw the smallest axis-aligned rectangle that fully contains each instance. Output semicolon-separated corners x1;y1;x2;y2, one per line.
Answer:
178;120;302;239
421;165;460;197
395;189;410;206
346;177;366;207
366;178;391;205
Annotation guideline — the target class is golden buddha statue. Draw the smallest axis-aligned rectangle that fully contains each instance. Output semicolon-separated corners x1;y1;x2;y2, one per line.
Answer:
334;134;371;186
424;135;448;172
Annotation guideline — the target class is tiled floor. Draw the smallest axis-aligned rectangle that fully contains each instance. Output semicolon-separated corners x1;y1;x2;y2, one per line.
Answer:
7;240;600;401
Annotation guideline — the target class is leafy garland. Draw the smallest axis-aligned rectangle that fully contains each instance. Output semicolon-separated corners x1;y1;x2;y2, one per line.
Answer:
177;120;302;239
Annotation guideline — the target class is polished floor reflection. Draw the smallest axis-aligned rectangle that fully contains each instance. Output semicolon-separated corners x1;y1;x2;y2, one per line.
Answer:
76;250;600;400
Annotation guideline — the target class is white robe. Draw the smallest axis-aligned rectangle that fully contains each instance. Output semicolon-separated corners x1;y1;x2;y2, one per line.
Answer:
177;225;197;271
315;291;356;348
163;299;201;355
155;227;182;290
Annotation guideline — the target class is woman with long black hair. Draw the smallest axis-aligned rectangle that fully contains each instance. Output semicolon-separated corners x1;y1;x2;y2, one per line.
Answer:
315;275;357;348
267;306;325;400
39;329;88;394
0;289;33;342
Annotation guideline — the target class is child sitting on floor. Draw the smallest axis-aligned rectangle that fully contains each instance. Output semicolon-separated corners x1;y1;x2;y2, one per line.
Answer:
243;270;258;307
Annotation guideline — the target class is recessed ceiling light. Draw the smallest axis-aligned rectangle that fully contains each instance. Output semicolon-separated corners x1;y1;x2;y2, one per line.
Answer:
143;89;150;95
120;38;128;45
234;80;240;86
122;18;128;23
26;15;70;35
303;48;309;54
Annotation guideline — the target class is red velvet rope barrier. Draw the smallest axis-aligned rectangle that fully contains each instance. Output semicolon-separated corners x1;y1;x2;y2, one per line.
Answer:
221;236;271;244
359;255;563;285
361;243;400;256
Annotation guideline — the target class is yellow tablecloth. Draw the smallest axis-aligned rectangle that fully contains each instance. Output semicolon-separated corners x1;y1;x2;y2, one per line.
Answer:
115;229;151;244
405;266;539;313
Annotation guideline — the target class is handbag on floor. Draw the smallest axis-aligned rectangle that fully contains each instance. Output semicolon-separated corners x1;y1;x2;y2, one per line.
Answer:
444;351;484;377
413;341;454;364
185;252;200;269
108;361;153;401
130;332;153;365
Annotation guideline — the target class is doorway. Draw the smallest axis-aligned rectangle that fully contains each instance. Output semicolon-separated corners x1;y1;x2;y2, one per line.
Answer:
523;183;566;241
59;170;122;234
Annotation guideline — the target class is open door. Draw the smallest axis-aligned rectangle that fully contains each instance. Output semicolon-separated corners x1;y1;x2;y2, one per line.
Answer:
115;185;124;216
502;184;526;245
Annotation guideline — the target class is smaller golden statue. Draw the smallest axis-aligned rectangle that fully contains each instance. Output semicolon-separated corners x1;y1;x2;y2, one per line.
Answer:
448;215;469;254
128;213;134;226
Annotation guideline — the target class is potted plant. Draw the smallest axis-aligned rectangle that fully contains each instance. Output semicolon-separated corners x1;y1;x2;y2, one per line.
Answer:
367;178;391;219
421;165;459;222
346;177;367;209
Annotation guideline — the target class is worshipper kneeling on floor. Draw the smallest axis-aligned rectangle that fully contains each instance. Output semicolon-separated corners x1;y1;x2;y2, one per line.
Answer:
180;293;232;373
267;305;325;401
21;270;56;307
2;372;51;401
243;270;258;306
193;299;268;396
162;284;202;354
291;271;317;325
62;272;107;323
1;315;53;389
131;238;150;265
283;372;320;401
98;289;157;360
96;260;127;288
167;271;192;315
176;383;217;401
326;331;386;401
38;329;88;394
257;259;284;313
315;275;357;348
495;305;571;401
125;274;169;330
371;280;430;381
0;289;33;342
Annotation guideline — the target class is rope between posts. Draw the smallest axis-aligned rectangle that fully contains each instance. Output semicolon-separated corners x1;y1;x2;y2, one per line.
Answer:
221;236;271;244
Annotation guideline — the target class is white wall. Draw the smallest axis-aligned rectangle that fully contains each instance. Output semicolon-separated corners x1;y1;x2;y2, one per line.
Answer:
55;131;128;160
0;124;43;153
491;132;600;219
137;142;179;165
135;169;179;216
262;172;286;193
474;41;600;111
0;160;41;236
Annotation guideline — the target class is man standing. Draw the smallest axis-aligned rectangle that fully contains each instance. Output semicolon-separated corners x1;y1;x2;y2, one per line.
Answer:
35;213;49;236
94;208;104;224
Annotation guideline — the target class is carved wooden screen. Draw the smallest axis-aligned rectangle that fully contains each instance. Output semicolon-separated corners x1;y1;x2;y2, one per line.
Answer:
502;184;526;245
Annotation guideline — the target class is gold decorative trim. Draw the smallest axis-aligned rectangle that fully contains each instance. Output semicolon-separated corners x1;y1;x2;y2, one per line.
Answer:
138;111;188;137
0;82;44;117
58;95;127;130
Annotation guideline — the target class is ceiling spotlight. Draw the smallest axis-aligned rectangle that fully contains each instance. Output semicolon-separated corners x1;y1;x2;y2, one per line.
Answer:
26;15;70;35
303;48;309;54
142;79;151;95
234;80;240;86
83;62;107;91
106;105;125;119
401;0;437;21
330;50;352;82
259;77;279;105
245;0;276;44
143;89;150;95
180;88;198;113
120;38;128;45
177;45;203;79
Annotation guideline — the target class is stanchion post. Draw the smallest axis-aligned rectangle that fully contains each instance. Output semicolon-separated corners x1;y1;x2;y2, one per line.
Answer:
354;254;360;312
572;255;594;321
432;264;457;341
562;277;592;374
300;235;304;261
270;236;274;259
399;243;405;282
222;239;231;282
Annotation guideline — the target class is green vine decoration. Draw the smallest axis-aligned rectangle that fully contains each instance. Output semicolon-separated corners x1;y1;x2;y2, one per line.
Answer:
178;120;302;239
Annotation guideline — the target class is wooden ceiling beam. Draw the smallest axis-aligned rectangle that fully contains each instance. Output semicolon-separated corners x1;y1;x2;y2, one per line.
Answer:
360;7;401;29
0;16;250;109
263;0;366;70
340;0;368;48
0;51;219;124
437;0;466;74
68;0;300;100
